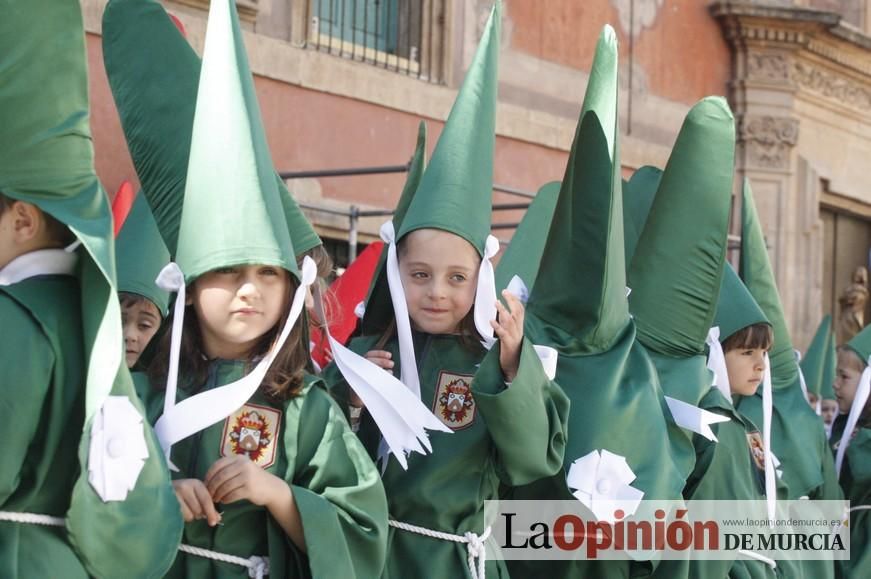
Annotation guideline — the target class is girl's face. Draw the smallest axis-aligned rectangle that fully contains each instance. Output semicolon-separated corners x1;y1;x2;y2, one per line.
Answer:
398;228;480;335
834;349;864;414
191;264;289;360
724;346;767;397
821;399;838;426
121;297;162;368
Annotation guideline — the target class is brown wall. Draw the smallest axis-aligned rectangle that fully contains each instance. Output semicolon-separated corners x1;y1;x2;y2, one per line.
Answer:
507;0;730;106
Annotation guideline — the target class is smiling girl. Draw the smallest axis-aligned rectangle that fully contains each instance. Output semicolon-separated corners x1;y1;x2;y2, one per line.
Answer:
327;4;568;578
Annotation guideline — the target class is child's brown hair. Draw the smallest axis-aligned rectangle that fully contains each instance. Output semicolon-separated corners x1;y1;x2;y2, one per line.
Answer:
0;192;76;246
148;272;308;402
722;322;773;353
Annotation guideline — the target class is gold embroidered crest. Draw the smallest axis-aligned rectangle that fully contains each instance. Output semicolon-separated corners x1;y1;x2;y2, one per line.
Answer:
220;403;281;468
432;371;477;430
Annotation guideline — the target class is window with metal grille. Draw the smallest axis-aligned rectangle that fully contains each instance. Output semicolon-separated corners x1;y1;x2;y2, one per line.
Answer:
308;0;446;84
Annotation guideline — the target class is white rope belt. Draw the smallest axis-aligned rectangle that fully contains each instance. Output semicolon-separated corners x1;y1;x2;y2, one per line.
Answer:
179;544;269;579
737;548;777;569
389;519;491;579
0;511;65;526
0;512;269;578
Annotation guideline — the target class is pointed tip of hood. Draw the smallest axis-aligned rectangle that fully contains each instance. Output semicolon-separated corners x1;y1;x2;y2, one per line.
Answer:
628;97;735;358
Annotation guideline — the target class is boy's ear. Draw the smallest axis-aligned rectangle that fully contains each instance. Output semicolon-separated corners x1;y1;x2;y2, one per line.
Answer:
11;200;42;242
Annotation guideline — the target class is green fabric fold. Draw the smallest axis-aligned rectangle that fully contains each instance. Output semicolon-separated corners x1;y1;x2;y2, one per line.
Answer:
116;191;171;315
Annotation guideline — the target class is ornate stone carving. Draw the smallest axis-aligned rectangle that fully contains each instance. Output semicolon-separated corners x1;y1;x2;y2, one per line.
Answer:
792;61;871;111
746;53;791;82
739;115;800;169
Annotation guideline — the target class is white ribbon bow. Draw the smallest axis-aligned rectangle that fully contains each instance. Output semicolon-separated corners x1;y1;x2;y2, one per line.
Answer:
88;396;150;502
567;449;645;522
706;327;731;401
664;396;731;442
475;235;501;350
835;357;871;476
154;257;317;470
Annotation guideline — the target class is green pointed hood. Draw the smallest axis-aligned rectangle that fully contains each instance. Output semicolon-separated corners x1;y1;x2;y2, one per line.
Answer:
629;97;735;362
801;315;833;397
622;166;663;264
520;27;687;505
821;327;837;400
846;323;871;364
359;121;427;335
174;0;297;282
739;179;798;389
737;180;831;499
116;191;171;316
527;25;628;354
0;1;181;575
102;0;320;260
713;264;770;343
394;1;501;254
493;181;560;296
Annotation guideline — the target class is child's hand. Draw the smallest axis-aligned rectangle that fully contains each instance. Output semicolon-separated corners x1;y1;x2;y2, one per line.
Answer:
204;456;286;508
491;290;524;382
365;350;394;374
172;478;222;526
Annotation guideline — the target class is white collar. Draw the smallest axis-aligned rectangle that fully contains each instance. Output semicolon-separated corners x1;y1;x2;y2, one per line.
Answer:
0;248;78;286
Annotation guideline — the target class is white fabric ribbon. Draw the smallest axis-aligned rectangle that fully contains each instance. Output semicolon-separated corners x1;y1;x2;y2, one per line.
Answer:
835;357;871;476
762;353;776;522
567;449;645;522
706;327;732;401
0;248;78;286
87;395;150;501
475;235;501;350
380;221;422;398
311;285;451;471
664;396;731;442
506;275;529;306
153;257;317;470
794;349;809;400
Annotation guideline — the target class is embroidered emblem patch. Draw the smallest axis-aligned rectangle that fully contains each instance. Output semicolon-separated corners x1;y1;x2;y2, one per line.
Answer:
221;403;281;468
432;371;477;430
746;431;766;471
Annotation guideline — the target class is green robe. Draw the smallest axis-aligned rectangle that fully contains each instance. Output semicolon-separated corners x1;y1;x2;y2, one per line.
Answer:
654;388;782;579
738;395;841;579
143;361;388;578
830;415;871;578
328;331;569;578
0;275;88;578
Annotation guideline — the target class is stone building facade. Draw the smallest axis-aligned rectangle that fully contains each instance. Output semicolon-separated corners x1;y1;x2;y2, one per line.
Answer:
80;0;871;348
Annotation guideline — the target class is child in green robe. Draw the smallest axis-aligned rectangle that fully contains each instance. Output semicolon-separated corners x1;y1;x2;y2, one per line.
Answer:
127;0;388;577
830;332;871;578
116;192;170;369
0;195;91;578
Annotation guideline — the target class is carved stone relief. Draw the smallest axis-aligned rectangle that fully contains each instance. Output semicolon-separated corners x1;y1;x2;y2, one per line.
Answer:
739;116;800;170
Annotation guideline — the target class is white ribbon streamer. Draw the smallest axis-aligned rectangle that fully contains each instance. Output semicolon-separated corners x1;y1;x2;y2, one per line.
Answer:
706;327;731;401
664;396;731;442
762;353;776;523
794;349;809;400
475;235;500;349
835;357;871;476
154;257;317;469
380;221;422;398
311;285;451;471
506;275;529;305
